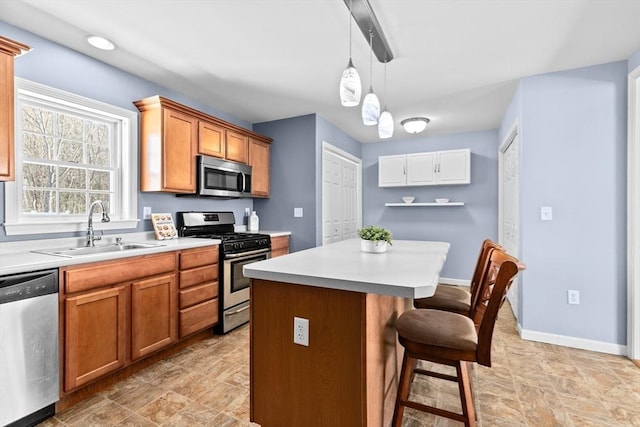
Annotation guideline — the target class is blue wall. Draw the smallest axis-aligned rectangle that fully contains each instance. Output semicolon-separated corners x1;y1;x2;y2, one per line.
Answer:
0;22;255;242
361;131;499;280
500;61;628;345
629;48;640;72
252;115;316;252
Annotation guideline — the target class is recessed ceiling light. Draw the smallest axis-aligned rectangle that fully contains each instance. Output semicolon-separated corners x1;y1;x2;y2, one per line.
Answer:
86;35;116;51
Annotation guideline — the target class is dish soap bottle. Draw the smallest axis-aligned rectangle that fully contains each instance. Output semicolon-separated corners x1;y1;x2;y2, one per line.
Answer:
248;210;259;232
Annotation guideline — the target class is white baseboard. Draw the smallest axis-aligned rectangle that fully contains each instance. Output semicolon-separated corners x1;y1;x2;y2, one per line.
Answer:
519;328;627;356
439;277;470;287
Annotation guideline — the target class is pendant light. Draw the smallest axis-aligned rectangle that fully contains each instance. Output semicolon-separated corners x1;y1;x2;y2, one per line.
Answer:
339;0;361;106
378;60;393;139
362;30;380;126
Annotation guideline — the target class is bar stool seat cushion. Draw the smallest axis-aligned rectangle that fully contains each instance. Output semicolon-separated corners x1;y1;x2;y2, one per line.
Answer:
396;309;478;361
414;285;471;314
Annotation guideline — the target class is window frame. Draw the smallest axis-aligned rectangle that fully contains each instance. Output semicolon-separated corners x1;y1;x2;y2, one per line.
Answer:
3;78;139;235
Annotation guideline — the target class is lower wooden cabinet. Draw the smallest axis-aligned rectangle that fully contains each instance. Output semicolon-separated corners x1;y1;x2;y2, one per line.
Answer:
61;247;219;393
271;235;290;258
131;273;177;360
64;285;127;391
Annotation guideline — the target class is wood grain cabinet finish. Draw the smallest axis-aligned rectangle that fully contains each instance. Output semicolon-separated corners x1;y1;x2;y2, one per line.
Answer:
225;130;249;164
178;246;220;338
270;235;289;258
249;137;270;197
0;36;30;182
134;95;272;194
131;273;177;360
61;252;177;392
64;285;127;391
198;120;225;158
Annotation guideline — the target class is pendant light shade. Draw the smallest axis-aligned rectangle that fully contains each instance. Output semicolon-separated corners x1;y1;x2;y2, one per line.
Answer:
362;89;380;126
378;60;393;138
378;109;394;138
340;0;361;106
362;30;379;125
340;59;362;106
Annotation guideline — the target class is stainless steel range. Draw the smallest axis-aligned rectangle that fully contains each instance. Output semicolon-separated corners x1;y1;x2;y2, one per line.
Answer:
177;211;271;333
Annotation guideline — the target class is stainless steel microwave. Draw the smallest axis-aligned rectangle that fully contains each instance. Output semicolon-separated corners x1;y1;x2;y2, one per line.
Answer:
197;155;252;198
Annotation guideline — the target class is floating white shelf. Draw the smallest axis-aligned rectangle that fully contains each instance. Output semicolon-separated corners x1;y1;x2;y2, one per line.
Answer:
385;202;465;207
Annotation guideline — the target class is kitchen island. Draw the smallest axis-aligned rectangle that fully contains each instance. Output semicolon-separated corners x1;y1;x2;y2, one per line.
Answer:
244;238;449;427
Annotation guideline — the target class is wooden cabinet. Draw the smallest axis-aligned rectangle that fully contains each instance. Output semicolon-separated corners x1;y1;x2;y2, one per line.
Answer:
131;273;177;360
178;246;219;338
270;235;290;258
61;252;177;392
135;95;273;194
135;97;197;193
199;120;225;158
378;149;470;187
0;36;30;182
64;285;127;391
226;130;249;164
249;137;271;197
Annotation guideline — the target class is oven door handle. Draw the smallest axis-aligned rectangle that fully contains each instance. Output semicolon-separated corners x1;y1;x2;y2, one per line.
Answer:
225;248;271;259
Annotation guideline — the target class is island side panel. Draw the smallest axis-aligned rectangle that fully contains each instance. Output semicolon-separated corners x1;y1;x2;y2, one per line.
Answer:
250;279;366;427
364;294;409;427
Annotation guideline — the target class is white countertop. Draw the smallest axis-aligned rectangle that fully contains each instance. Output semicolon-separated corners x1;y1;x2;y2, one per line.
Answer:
0;232;220;276
244;238;450;299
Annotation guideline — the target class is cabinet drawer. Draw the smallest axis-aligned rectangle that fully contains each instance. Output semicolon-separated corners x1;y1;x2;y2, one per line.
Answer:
179;282;218;309
179;265;218;289
64;252;176;294
179;299;218;337
179;246;218;270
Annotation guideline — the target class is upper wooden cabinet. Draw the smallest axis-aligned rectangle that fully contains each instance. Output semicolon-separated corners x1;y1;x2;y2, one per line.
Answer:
0;36;30;182
199;120;225;158
135;96;272;195
249;137;270;197
135;97;198;193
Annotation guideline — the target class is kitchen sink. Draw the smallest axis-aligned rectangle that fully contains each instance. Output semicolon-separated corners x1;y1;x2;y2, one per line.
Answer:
33;242;165;257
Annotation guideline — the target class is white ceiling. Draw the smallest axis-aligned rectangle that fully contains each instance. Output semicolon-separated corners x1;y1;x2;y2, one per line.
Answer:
2;0;640;143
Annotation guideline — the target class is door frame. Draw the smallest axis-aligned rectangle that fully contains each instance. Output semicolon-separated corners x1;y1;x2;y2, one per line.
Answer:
321;141;362;245
499;121;520;319
628;65;640;364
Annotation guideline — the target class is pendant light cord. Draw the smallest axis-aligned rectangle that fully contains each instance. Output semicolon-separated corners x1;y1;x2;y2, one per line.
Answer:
348;0;353;59
369;29;374;90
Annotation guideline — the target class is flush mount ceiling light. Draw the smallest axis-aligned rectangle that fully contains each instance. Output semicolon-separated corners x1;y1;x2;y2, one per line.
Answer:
86;35;116;51
401;117;430;134
339;0;362;106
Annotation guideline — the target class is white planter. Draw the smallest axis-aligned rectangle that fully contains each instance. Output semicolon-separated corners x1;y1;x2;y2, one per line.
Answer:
360;239;388;253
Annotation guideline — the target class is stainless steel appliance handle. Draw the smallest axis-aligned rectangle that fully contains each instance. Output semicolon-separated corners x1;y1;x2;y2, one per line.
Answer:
240;173;246;192
224;248;271;259
225;305;250;316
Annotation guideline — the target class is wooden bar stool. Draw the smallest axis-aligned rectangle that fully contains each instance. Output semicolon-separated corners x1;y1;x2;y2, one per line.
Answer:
392;248;525;427
413;239;502;317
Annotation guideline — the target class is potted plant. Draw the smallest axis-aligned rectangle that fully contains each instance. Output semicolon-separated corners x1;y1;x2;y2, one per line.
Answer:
358;225;392;253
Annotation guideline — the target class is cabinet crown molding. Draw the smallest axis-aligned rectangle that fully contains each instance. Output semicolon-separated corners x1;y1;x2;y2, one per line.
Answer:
0;36;31;56
133;95;272;144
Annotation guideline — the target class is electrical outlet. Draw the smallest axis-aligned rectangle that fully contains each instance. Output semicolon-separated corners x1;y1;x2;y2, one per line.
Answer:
541;206;553;221
294;208;303;218
293;316;309;346
143;206;152;220
568;290;580;305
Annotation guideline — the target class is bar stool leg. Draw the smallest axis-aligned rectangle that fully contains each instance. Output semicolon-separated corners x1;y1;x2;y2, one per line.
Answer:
392;352;415;427
457;361;476;427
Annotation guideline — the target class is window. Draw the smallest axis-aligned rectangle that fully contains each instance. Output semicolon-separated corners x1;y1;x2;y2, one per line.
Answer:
4;79;138;235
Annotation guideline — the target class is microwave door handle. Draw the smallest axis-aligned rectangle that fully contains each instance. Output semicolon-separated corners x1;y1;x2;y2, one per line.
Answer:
241;173;246;193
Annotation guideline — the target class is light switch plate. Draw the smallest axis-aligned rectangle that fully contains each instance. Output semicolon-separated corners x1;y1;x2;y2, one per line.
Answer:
294;208;303;218
143;206;152;220
540;206;552;221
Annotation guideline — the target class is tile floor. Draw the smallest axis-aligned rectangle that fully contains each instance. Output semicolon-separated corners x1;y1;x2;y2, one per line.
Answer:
39;304;640;426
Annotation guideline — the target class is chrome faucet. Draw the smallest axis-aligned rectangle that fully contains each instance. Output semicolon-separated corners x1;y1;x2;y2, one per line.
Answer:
86;200;110;247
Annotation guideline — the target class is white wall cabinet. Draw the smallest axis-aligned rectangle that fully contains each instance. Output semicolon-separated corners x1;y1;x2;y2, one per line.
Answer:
378;149;470;187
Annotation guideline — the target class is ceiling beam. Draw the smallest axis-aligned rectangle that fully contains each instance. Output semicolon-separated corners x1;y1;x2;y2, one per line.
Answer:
343;0;394;63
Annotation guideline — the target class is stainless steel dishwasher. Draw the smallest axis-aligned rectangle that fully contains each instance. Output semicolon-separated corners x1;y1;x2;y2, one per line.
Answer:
0;269;59;427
